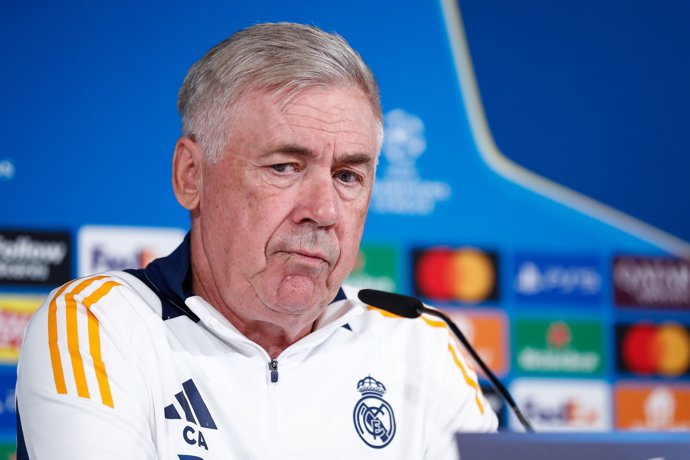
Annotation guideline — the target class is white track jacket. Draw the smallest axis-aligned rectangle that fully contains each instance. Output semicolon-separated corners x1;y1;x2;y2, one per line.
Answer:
16;235;497;459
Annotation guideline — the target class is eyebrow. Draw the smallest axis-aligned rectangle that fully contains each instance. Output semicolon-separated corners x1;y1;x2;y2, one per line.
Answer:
269;144;313;157
269;144;375;170
335;152;374;171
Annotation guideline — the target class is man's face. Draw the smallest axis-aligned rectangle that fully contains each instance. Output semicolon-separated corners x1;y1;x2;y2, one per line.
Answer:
196;86;379;329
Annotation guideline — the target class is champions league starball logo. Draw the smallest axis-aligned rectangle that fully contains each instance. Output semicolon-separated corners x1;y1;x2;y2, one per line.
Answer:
372;109;451;216
353;376;396;448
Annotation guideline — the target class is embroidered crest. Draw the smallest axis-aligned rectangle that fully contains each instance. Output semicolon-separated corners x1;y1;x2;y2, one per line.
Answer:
353;376;396;448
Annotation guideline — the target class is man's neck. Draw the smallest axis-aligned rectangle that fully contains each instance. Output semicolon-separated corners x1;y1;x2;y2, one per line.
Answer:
188;226;326;359
233;318;313;359
190;264;317;359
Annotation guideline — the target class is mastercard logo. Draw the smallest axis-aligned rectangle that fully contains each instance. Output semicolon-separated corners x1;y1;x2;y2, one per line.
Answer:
413;247;498;303
617;322;690;376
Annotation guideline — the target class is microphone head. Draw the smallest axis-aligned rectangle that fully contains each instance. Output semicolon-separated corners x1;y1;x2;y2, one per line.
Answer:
357;289;423;319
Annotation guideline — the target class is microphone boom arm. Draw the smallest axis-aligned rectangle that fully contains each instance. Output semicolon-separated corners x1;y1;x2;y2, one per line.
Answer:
357;288;534;432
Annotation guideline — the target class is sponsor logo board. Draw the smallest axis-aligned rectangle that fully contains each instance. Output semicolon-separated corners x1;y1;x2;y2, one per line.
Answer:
0;229;71;286
510;378;611;431
346;245;397;292
0;443;15;460
0;295;45;364
371;109;451;216
613;256;690;308
514;318;604;375
616;321;690;377
413;247;498;304
0;367;16;432
513;254;602;304
615;383;690;430
78;226;185;276
443;309;508;377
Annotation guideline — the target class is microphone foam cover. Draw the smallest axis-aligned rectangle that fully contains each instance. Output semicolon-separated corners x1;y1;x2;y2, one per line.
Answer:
357;289;422;319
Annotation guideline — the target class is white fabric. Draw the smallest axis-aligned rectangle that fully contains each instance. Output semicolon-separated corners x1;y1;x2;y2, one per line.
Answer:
17;271;497;459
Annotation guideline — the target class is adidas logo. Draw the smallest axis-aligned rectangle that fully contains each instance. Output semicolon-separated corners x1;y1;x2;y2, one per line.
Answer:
165;379;217;450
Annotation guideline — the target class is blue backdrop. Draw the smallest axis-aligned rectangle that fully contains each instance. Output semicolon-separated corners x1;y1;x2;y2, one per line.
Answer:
1;0;689;450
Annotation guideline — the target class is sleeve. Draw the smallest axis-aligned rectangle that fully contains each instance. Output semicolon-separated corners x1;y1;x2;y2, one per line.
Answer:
423;330;498;460
15;275;157;460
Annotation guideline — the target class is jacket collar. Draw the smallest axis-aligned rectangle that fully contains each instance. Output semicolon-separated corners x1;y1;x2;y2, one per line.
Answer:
126;231;347;322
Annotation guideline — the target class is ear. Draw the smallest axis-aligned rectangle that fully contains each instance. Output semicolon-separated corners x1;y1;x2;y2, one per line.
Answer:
172;136;204;210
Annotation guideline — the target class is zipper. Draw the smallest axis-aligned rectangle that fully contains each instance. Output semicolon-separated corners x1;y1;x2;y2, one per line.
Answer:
269;359;279;383
266;358;279;457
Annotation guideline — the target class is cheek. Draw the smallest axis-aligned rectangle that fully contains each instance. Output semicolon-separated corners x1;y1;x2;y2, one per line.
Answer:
234;189;295;259
347;198;370;234
335;203;370;264
201;182;258;257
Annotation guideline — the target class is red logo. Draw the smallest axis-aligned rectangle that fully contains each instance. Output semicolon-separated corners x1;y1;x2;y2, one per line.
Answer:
0;295;44;363
547;322;572;349
413;247;498;303
617;321;690;376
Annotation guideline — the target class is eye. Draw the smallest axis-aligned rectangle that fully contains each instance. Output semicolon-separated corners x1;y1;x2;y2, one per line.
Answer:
334;170;362;184
270;163;298;174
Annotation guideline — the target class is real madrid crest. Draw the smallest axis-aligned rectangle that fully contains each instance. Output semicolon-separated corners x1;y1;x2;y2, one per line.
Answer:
353;376;396;448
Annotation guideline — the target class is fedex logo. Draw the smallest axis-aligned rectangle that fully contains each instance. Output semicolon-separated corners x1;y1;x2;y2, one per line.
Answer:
78;226;185;276
90;245;157;272
510;378;611;431
522;398;600;425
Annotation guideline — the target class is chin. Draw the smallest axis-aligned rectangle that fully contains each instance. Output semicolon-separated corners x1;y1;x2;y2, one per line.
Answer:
266;276;329;314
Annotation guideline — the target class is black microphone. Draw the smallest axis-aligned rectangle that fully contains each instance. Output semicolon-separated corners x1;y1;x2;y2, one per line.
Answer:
358;288;534;433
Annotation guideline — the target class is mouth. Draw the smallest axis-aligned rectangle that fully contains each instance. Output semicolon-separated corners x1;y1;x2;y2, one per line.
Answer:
267;233;339;268
285;250;330;264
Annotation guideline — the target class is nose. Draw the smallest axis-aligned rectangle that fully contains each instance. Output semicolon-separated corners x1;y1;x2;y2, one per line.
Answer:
292;168;339;229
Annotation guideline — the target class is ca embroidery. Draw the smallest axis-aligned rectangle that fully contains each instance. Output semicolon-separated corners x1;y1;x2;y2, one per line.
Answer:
353;376;396;448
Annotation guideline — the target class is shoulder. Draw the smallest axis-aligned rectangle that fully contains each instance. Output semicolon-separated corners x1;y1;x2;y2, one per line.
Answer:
342;285;452;354
22;271;162;358
41;270;159;318
342;285;485;395
18;271;166;408
17;273;162;458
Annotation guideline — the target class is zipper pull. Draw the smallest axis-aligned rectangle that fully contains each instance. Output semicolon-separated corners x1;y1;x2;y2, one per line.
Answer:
269;359;279;383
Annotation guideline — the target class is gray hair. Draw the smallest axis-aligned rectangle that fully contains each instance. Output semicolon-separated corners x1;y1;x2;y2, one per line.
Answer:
178;22;383;162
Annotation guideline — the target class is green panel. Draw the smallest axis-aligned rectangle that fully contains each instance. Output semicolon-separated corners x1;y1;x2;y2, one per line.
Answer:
0;443;16;460
346;245;398;292
514;318;604;375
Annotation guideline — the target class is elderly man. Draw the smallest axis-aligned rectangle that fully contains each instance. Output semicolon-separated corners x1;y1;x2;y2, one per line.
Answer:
16;22;496;460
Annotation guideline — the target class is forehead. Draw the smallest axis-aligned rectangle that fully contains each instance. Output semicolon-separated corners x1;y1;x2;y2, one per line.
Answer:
230;86;379;156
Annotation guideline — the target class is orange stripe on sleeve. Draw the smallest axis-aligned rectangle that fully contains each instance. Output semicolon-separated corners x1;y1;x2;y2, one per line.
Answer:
82;281;120;408
366;305;401;318
421;315;447;329
366;305;450;330
366;303;485;415
65;276;107;399
48;283;72;394
447;343;485;415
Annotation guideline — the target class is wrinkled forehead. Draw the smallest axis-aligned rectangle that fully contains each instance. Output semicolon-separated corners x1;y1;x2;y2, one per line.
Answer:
231;84;383;151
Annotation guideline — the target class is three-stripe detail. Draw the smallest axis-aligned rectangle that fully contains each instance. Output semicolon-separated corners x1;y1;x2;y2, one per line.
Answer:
368;305;486;415
164;379;218;430
48;275;121;408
